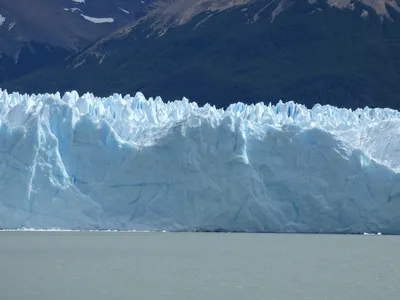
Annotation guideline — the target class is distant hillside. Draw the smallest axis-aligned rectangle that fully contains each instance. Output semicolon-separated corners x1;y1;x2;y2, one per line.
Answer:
3;0;400;109
0;0;150;83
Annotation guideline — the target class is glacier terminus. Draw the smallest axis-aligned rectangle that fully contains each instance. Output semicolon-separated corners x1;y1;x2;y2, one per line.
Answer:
1;89;400;233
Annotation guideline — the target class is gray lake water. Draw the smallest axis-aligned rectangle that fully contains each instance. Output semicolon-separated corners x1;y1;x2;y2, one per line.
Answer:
0;232;398;300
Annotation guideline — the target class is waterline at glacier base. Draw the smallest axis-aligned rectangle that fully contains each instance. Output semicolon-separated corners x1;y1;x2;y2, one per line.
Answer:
1;90;400;233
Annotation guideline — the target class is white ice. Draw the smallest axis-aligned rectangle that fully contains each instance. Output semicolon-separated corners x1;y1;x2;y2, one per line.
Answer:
0;89;400;233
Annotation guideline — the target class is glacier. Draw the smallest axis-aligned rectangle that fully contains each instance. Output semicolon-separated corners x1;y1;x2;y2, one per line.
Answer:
1;89;400;233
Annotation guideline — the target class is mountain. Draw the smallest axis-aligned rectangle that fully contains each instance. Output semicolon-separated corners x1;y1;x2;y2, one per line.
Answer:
2;0;400;109
0;0;151;83
1;90;400;232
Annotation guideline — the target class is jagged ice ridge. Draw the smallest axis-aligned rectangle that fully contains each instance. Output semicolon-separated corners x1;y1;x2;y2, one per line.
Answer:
1;89;400;233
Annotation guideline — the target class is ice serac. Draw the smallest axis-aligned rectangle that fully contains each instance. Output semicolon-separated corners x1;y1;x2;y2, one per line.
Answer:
1;89;400;233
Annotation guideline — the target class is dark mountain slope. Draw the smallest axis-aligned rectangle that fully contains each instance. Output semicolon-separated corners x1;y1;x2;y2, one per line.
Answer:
3;0;400;109
0;42;69;83
0;0;151;83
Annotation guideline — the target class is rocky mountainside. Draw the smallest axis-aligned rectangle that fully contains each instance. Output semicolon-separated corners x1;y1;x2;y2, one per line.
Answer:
0;0;151;82
3;0;400;109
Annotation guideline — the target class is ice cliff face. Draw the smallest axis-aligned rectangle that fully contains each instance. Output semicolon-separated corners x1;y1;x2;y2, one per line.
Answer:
1;89;400;233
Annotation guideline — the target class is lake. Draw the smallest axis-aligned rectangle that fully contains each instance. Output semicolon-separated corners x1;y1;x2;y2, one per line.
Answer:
0;232;398;300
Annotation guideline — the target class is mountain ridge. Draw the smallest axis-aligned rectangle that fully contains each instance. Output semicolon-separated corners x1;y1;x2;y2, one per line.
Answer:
0;0;150;56
0;0;151;83
72;0;400;64
2;0;400;109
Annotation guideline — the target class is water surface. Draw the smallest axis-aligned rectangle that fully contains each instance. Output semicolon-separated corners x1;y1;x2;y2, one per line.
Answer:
0;232;398;300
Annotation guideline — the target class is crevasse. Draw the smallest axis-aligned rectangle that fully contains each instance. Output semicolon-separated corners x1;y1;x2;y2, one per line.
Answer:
1;89;400;233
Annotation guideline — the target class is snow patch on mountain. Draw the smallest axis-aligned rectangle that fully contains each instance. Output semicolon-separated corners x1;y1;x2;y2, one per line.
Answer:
81;14;114;23
0;89;400;233
64;8;82;13
0;14;5;26
8;21;15;31
118;7;130;14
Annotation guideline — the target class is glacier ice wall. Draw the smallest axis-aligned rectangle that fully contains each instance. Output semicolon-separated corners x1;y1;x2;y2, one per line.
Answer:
1;89;400;233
